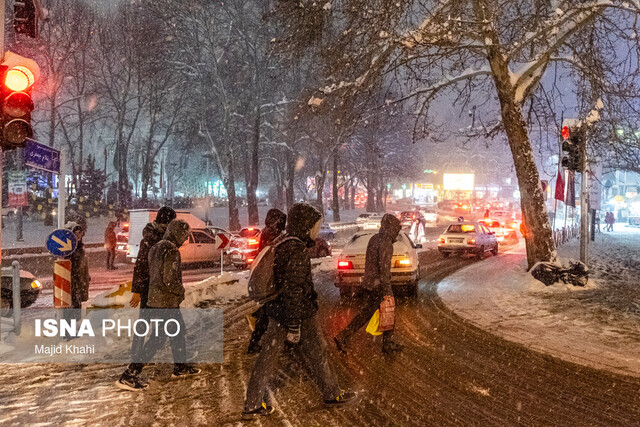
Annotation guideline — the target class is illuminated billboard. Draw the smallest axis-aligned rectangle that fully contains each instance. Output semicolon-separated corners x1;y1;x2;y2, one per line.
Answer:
443;174;474;191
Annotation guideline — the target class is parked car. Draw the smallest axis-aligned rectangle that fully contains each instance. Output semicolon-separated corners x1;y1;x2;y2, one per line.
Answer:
336;230;421;297
318;223;337;240
437;222;498;259
361;214;384;230
180;229;228;265
308;237;332;258
1;268;42;314
229;226;262;269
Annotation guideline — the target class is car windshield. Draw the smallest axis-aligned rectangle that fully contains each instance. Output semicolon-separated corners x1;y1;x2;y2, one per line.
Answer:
446;224;476;233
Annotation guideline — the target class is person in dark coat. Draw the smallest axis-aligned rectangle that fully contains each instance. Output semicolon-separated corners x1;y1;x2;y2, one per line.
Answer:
334;213;403;354
66;222;90;308
248;209;287;354
63;222;90;326
242;203;355;420
117;219;200;391
121;207;176;388
104;221;117;270
129;206;176;309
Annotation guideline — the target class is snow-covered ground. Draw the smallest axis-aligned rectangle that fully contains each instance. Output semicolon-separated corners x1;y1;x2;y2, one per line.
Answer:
438;224;640;377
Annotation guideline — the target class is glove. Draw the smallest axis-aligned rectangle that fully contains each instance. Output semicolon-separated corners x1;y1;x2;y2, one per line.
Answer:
286;323;301;344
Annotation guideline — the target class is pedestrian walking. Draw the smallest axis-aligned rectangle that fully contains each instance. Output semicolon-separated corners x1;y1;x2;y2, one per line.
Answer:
334;213;404;355
119;207;176;388
129;207;176;309
248;209;287;354
104;221;117;270
116;219;201;391
609;212;616;231
242;203;355;420
64;222;91;325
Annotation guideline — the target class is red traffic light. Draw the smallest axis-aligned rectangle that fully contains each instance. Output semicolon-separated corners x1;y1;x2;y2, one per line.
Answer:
562;126;570;140
4;66;35;92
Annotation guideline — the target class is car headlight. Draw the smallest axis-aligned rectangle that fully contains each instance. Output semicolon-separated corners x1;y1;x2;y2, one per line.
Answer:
30;280;42;289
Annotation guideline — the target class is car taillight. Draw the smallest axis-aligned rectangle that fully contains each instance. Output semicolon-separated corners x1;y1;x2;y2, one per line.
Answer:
439;238;445;244
511;222;518;229
247;227;255;231
467;238;476;245
395;258;411;267
247;258;255;264
30;280;42;289
338;260;353;269
248;238;259;246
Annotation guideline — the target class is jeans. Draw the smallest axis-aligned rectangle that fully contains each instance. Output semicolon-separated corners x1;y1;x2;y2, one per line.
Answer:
128;308;187;373
106;247;116;269
244;316;341;411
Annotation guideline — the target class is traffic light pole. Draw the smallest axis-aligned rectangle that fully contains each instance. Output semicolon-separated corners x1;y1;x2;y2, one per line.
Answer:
579;138;589;264
0;0;5;288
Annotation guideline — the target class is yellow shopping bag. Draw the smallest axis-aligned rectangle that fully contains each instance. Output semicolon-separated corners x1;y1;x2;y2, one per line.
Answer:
365;309;383;336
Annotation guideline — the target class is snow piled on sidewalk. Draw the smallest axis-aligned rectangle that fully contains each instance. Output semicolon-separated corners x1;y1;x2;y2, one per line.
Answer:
90;271;250;308
438;226;640;377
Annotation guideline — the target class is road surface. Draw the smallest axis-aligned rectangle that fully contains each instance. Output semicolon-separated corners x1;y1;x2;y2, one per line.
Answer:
2;247;640;425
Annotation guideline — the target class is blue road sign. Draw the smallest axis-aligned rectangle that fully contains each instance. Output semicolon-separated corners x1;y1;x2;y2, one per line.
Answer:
24;140;61;173
46;229;77;257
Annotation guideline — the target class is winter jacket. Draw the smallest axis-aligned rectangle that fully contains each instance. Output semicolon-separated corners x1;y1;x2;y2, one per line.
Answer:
104;226;117;249
265;203;322;325
258;209;287;253
131;222;167;296
147;220;191;308
361;214;402;295
69;242;91;304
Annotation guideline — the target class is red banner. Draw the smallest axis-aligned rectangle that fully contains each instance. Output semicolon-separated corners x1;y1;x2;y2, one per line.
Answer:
554;170;565;201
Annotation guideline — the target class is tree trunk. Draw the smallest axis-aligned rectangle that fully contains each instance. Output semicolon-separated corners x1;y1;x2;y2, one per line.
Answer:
476;0;555;268
316;172;326;214
343;182;349;211
226;153;241;231
285;151;295;211
332;151;340;222
350;183;356;210
246;106;260;226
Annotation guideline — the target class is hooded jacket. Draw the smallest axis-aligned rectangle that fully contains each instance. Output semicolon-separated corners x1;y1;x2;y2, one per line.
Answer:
104;223;117;248
131;222;167;299
147;219;191;308
69;241;90;305
361;213;402;295
266;203;322;324
258;209;287;253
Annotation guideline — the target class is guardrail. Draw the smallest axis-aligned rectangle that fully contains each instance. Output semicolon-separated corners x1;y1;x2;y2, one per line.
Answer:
326;221;359;231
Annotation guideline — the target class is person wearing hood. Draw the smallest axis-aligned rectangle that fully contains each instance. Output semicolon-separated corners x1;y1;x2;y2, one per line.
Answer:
130;207;176;309
63;222;90;326
117;218;201;391
248;209;287;354
242;203;355;420
334;213;404;354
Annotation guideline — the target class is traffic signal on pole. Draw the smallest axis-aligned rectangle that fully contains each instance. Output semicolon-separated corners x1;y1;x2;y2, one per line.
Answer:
0;51;39;151
561;126;585;172
14;0;39;38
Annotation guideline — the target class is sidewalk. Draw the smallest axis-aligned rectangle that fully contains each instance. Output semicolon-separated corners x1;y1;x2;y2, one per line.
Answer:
438;225;640;377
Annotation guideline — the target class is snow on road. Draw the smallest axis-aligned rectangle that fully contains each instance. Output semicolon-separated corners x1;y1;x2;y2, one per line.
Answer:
438;224;640;377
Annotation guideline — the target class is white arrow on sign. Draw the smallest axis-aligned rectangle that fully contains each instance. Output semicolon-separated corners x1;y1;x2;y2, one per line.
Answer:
51;235;73;252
